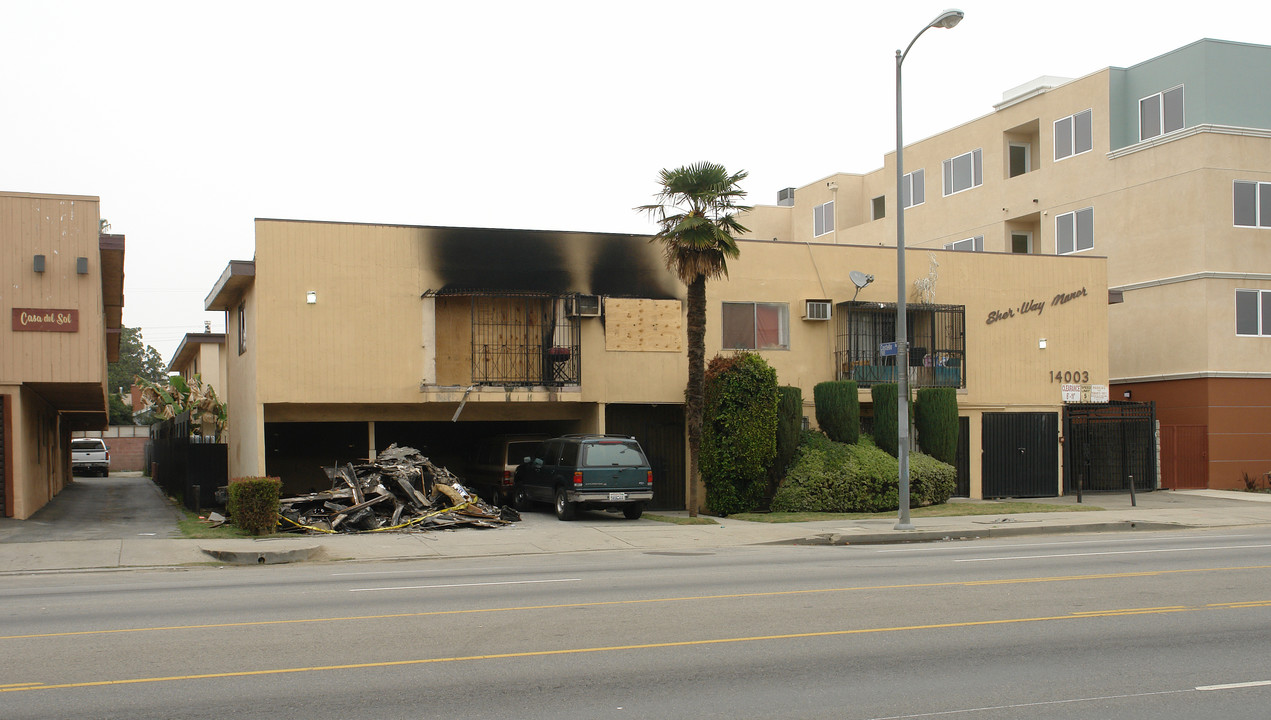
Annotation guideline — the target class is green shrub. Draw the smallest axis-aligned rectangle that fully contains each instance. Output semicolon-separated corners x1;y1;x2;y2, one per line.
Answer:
909;452;957;506
914;388;959;465
871;383;899;457
701;353;778;515
771;386;804;492
771;433;955;512
227;477;282;535
813;380;859;445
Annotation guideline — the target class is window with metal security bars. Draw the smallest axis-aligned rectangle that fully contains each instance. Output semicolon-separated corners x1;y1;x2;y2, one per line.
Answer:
468;294;580;386
834;301;965;388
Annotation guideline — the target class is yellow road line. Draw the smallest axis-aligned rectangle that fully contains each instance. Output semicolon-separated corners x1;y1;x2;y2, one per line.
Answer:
4;564;1271;641
3;600;1268;694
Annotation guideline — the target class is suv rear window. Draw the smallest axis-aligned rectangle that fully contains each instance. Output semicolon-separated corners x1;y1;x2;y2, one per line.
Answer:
72;439;106;450
582;441;646;467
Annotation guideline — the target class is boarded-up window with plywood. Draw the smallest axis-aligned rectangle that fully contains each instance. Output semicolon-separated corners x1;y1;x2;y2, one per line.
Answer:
605;299;683;352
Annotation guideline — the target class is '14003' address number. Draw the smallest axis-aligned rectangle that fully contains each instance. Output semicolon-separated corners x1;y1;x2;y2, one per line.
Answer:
1050;370;1089;383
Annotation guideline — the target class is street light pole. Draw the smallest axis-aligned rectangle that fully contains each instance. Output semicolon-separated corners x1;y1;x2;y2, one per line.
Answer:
895;9;963;531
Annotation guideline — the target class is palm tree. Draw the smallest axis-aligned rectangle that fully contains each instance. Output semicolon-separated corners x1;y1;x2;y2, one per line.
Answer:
638;162;750;516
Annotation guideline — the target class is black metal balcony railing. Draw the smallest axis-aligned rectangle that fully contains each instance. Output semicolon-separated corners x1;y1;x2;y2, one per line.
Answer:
834;301;966;389
470;293;580;387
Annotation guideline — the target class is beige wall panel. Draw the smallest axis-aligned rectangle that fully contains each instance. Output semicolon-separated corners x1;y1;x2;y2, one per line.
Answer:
0;194;105;386
254;221;429;404
435;296;472;386
225;285;263;479
604;299;682;352
1109;282;1208;380
742;205;792;242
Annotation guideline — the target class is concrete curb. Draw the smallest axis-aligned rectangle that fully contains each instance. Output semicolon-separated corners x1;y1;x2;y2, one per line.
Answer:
199;544;325;565
779;520;1196;546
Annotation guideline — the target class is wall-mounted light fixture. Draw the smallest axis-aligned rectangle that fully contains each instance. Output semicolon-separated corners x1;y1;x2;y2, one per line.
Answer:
1038;338;1047;349
306;291;317;304
34;255;45;272
1123;390;1132;399
77;257;89;274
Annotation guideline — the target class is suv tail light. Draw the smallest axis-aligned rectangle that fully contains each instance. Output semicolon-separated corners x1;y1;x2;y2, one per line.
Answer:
573;470;583;487
501;470;513;487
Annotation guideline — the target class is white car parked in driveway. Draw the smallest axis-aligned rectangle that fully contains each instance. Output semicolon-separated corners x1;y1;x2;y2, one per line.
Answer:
71;438;110;476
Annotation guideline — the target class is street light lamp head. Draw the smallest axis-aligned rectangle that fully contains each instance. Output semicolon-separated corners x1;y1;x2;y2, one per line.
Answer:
931;9;964;29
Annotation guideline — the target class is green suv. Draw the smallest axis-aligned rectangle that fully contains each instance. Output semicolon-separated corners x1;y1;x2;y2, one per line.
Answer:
513;434;654;520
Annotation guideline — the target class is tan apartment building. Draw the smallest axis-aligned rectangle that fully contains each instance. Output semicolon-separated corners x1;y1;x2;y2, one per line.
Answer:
205;218;1108;506
741;39;1271;490
1;191;124;518
168;331;228;399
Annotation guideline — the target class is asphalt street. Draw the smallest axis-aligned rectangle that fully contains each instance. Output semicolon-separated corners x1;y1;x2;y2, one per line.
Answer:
3;529;1271;719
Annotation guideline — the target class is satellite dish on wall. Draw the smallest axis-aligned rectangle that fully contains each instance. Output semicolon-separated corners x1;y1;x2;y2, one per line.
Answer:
849;271;874;301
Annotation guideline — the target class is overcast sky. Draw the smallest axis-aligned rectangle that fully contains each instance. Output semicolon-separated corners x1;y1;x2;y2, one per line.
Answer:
4;1;1268;362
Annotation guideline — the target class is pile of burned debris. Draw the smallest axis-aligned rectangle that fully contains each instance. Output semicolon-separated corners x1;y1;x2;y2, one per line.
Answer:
278;444;517;534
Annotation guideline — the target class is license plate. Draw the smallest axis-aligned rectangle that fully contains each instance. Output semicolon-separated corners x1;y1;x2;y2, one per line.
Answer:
608;492;628;502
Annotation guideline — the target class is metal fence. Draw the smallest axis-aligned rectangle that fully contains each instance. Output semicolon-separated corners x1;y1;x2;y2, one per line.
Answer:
469;293;580;386
149;412;227;512
1063;401;1157;495
834;301;965;388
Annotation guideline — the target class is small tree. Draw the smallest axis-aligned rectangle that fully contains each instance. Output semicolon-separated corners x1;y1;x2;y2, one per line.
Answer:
814;380;859;444
871;383;899;457
915;387;959;465
700;352;777;515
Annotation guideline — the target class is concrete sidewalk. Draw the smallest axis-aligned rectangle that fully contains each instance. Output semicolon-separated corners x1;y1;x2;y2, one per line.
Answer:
2;476;1270;574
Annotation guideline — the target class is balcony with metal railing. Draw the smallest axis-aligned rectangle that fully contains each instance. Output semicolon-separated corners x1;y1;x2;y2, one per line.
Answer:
834;301;966;389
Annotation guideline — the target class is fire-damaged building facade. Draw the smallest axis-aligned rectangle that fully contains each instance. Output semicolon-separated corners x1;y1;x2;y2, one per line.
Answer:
208;220;1113;508
206;217;1110;507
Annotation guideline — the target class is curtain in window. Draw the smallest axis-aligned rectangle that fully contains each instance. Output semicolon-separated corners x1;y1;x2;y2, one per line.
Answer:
755;304;782;349
722;303;755;349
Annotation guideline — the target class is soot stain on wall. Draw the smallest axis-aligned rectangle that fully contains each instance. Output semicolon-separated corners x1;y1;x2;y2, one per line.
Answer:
426;227;677;298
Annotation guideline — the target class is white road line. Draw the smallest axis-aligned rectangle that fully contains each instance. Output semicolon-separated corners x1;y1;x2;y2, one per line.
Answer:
350;578;581;592
875;534;1253;553
1196;680;1271;691
863;680;1271;719
955;543;1271;562
331;566;519;576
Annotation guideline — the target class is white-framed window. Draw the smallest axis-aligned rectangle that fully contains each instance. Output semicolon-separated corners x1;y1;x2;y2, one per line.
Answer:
722;302;789;350
1054;109;1093;160
945;236;984;252
1234;180;1271;228
1140;85;1184;141
1008;143;1031;178
902;169;925;208
942;149;982;196
1056;207;1094;255
1236;289;1271;336
813;201;834;237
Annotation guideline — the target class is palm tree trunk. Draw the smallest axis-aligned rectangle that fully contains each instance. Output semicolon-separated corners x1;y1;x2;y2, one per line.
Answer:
685;274;707;516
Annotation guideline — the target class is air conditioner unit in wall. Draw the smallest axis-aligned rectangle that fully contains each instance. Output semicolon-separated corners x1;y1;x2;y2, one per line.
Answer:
566;294;602;317
804;299;832;321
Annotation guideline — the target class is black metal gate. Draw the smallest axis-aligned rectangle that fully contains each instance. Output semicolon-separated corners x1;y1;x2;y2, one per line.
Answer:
954;416;970;497
1063;402;1157;494
982;412;1058;498
605;404;685;510
1;394;8;516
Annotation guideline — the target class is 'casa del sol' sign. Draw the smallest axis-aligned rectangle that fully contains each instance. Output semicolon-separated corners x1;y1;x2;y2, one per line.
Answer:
985;287;1088;325
12;308;79;333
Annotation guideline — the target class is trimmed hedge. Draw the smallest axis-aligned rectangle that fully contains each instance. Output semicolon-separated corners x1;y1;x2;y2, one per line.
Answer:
770;432;955;513
771;385;804;493
870;383;899;457
813;380;859;445
701;352;778;516
915;387;959;465
227;476;282;535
